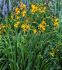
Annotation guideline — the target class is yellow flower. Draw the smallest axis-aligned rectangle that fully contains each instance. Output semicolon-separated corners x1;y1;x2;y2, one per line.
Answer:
20;2;26;10
42;26;46;31
33;29;37;34
38;24;42;29
26;25;30;29
38;20;46;31
22;10;26;17
54;18;59;22
38;6;46;13
41;20;46;25
16;16;20;19
21;24;25;29
14;22;20;28
53;18;59;27
31;4;38;13
39;25;46;31
0;24;6;34
54;22;58;27
15;7;20;14
21;24;30;32
44;6;47;10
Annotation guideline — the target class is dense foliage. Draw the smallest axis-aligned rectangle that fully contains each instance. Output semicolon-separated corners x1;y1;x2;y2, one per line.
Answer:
0;1;62;70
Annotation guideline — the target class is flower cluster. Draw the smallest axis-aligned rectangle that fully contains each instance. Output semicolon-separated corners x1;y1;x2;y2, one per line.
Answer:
38;20;46;31
31;4;47;13
14;22;20;28
0;3;59;35
21;23;30;32
0;24;10;34
53;18;59;27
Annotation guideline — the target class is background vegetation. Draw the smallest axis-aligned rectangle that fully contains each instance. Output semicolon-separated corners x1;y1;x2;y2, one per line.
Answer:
0;0;62;70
